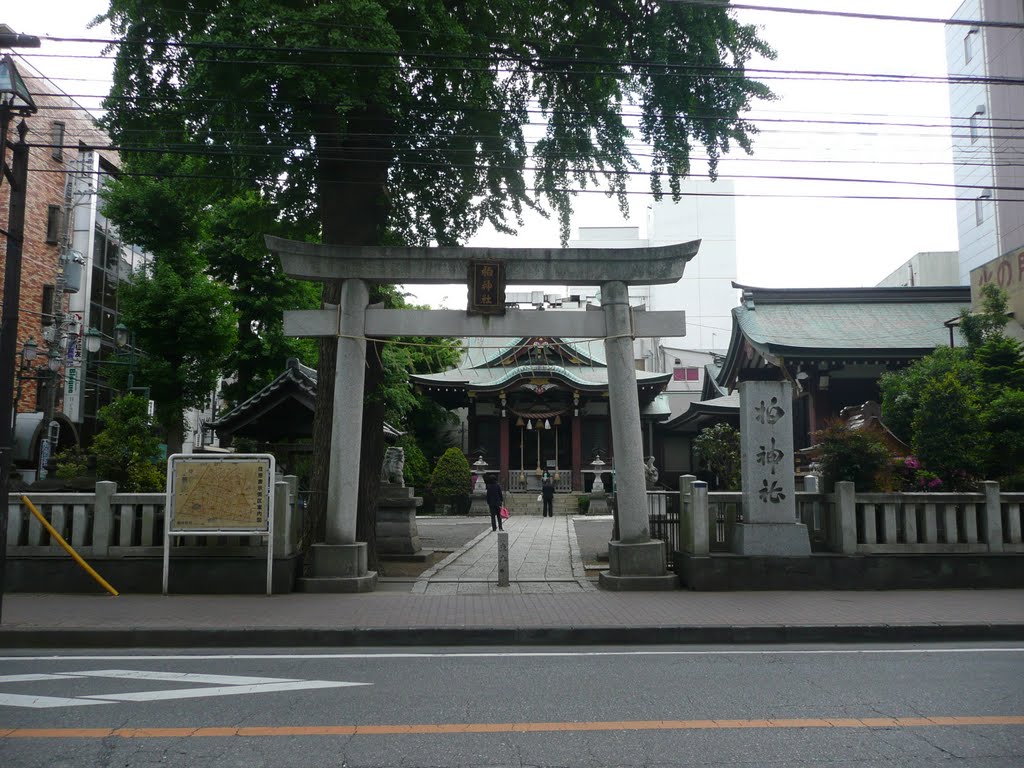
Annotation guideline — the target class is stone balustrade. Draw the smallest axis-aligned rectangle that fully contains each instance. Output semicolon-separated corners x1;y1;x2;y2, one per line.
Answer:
674;476;1024;557
6;476;302;559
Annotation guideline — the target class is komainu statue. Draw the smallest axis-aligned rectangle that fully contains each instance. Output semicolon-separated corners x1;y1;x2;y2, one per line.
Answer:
381;446;406;486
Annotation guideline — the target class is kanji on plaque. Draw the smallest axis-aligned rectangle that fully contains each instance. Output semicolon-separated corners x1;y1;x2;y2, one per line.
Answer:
468;260;506;315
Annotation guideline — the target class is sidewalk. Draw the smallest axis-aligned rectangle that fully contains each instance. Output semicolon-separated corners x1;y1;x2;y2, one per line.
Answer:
2;589;1022;648
3;514;1023;648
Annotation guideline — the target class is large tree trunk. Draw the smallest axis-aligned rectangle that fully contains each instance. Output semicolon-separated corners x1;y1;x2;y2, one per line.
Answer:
303;108;393;565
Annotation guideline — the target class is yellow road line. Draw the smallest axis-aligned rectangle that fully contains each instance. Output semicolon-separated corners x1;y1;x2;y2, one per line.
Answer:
3;716;1023;739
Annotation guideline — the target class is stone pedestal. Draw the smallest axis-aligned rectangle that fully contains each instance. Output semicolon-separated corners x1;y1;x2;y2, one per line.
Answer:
299;542;377;593
731;522;810;556
598;540;678;590
587;489;609;515
377;484;428;560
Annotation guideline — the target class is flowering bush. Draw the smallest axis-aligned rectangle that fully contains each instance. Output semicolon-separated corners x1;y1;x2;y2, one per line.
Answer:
895;456;958;492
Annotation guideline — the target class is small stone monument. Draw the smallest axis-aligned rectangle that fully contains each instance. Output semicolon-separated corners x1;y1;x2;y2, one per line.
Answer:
732;379;810;556
375;447;428;559
587;454;609;515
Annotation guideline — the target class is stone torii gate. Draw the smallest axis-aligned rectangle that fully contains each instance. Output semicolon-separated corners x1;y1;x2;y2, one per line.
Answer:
269;235;701;591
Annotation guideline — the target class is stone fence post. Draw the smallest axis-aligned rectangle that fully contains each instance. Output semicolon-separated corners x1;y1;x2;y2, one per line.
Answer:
981;481;1004;553
677;474;695;553
92;481;117;557
835;481;857;555
274;476;301;557
690;481;710;556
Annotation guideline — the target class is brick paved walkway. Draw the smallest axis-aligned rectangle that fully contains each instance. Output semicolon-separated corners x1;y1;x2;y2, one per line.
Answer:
413;515;594;594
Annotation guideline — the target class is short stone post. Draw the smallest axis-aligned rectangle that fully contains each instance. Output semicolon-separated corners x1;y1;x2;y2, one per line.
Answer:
497;530;509;587
733;379;810;556
981;481;1004;553
690;480;710;556
273;479;299;557
92;481;117;557
677;474;696;553
835;481;857;555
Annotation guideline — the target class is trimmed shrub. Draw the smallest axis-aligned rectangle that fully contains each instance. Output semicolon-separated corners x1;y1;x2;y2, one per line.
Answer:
429;447;472;499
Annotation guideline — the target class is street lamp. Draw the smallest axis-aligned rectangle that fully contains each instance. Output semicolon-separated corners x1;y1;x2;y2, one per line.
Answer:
0;38;42;625
84;327;102;354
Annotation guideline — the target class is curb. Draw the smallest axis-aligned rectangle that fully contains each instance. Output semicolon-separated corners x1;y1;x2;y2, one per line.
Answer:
2;623;1022;649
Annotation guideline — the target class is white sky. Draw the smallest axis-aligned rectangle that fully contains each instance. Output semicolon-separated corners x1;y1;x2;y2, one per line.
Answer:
5;0;967;306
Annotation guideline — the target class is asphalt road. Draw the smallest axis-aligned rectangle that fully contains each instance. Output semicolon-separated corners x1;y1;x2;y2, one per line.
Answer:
2;643;1022;767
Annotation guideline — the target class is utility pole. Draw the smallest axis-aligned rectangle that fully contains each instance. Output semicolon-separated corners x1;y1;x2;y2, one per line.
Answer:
0;38;41;624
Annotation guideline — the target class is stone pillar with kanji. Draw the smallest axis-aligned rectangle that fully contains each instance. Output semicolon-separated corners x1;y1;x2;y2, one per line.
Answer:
733;378;811;556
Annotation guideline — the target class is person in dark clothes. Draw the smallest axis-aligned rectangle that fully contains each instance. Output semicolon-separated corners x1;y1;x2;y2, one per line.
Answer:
541;478;554;517
485;475;504;531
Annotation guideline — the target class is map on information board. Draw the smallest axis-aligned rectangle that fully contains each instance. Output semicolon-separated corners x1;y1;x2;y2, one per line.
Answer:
168;455;273;532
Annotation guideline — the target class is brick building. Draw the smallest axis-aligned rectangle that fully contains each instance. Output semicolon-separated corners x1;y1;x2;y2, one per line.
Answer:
0;56;147;478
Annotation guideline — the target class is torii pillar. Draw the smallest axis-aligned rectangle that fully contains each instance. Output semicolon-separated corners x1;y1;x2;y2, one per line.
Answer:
271;236;700;592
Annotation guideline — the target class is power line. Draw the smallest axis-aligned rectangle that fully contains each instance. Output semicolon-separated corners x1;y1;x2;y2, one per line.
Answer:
670;1;1024;29
21;164;1017;203
17;49;1024;88
25;89;1024;133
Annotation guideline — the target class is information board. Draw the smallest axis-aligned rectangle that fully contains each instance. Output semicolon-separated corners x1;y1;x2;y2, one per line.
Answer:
163;454;276;595
168;455;273;531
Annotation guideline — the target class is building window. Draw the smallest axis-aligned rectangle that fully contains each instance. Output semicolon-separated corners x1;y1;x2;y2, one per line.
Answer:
672;366;700;382
970;105;986;144
41;285;55;326
964;28;978;64
975;191;991;226
45;205;61;244
51;121;65;161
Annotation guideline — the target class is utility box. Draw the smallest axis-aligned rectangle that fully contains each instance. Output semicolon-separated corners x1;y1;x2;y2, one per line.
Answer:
61;252;85;293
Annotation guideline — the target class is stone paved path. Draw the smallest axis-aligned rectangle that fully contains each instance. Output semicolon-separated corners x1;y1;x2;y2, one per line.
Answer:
413;515;595;594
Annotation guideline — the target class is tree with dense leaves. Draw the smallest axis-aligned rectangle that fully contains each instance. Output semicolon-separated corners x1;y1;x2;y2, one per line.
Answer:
99;0;775;563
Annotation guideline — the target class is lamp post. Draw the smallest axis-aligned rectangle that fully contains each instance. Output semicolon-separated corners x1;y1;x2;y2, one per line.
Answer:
0;43;41;624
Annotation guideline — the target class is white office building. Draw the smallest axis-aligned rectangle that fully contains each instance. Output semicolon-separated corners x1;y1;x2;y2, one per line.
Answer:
946;0;1024;283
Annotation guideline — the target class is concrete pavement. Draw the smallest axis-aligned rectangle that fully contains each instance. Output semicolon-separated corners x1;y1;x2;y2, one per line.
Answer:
413;515;594;594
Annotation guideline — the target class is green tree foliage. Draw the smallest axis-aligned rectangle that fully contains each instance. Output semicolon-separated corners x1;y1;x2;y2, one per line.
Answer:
813;421;892;492
692;422;740;490
116;259;237;453
879;346;977;443
396;434;430;491
959;282;1012;349
198;193;322;401
100;0;775;551
983;388;1024;484
910;373;984;487
64;395;165;492
881;285;1024;486
429;447;471;499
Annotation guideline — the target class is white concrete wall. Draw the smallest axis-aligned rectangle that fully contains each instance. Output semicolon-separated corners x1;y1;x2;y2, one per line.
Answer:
876;251;960;287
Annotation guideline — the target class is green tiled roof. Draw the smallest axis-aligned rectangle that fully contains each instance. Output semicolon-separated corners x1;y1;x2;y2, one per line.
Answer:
733;285;970;355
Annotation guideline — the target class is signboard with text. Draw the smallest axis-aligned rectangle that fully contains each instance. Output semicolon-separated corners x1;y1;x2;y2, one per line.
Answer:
163;454;276;595
971;245;1024;323
468;260;506;315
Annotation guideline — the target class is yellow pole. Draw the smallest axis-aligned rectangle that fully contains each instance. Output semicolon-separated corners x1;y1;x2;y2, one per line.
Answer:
21;495;119;597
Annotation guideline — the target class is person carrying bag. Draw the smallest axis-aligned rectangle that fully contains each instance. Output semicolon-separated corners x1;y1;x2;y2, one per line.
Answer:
485;475;505;532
